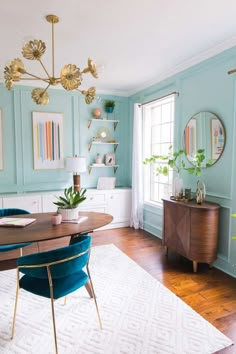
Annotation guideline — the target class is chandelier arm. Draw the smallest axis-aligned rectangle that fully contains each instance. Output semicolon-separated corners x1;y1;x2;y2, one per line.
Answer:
51;18;55;78
41;83;51;95
22;71;50;84
81;68;90;74
17;78;50;81
38;59;51;79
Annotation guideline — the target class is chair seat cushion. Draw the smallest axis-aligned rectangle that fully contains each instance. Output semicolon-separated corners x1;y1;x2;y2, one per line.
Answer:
19;270;89;299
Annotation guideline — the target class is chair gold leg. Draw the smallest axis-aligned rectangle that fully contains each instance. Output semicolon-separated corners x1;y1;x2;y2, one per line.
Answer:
11;269;20;339
86;265;102;330
20;248;22;257
47;266;58;354
64;296;67;305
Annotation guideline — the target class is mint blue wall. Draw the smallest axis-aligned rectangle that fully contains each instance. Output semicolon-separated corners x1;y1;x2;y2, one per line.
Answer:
130;45;236;277
0;83;131;194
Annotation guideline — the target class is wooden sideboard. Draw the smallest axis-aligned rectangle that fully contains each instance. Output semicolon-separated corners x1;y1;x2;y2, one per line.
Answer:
162;197;220;272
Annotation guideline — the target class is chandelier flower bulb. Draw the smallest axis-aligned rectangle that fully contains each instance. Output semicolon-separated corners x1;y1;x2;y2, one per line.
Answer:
22;40;46;60
3;14;99;105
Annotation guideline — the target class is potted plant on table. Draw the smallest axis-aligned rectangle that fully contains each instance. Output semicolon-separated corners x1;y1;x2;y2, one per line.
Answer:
53;186;87;221
104;100;115;113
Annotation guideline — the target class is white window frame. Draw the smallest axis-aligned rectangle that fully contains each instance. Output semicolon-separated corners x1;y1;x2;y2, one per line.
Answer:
143;94;175;206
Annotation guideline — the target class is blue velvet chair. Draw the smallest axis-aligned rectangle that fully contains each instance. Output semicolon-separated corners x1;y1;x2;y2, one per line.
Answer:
0;208;32;255
11;235;102;354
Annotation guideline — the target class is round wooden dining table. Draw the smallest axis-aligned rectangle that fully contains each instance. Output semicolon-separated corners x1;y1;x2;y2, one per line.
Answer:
0;211;113;245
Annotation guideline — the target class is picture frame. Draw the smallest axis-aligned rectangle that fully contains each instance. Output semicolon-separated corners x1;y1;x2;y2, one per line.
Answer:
32;112;64;170
211;118;224;160
0;110;3;170
97;177;116;190
105;153;115;166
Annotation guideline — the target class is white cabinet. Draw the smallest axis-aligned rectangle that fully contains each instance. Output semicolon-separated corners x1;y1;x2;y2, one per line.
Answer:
41;193;61;213
0;188;131;230
2;195;41;213
107;190;131;225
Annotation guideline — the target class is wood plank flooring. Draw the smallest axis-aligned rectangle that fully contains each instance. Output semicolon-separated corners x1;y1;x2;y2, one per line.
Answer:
1;227;236;353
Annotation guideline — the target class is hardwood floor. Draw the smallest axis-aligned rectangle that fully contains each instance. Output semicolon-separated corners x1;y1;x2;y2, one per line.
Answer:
1;227;236;353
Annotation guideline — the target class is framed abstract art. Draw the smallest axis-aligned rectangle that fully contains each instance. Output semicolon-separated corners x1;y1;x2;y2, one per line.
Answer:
32;112;64;170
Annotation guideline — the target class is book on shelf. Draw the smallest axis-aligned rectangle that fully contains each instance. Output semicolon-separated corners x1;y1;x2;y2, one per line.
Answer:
0;217;36;227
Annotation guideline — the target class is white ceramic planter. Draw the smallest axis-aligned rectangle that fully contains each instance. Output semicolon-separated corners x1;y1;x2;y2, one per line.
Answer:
58;208;79;221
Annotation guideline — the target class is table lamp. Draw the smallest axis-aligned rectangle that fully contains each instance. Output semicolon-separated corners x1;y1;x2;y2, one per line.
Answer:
65;156;87;191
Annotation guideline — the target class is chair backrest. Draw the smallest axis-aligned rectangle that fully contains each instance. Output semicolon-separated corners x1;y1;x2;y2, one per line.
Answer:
17;235;91;279
0;208;30;217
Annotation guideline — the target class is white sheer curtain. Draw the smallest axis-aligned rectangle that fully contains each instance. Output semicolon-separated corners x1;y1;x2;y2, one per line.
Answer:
130;103;143;229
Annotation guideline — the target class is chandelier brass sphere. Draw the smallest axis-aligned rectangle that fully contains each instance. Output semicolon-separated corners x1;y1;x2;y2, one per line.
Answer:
4;15;98;105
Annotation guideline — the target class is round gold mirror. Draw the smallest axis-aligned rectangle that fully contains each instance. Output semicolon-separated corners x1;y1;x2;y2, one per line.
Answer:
183;111;225;166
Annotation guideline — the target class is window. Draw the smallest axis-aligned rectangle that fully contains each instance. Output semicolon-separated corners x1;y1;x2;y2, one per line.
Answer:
143;94;175;205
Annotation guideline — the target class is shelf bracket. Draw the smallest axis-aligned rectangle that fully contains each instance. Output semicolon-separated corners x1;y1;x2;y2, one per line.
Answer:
114;122;118;130
114;144;118;152
88;120;92;129
114;166;118;173
88;166;92;174
88;143;92;151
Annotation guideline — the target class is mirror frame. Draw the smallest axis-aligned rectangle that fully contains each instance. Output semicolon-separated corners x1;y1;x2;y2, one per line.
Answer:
183;111;226;167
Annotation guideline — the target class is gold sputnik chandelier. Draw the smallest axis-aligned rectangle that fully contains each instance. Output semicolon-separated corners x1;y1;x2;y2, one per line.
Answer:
4;15;98;105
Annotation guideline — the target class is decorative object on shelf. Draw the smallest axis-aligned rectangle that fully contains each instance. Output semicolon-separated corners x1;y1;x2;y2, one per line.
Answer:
184;188;192;200
4;15;99;105
105;153;115;166
32;112;64;170
196;179;206;204
96;153;102;164
173;174;183;199
104;100;115;113
96;126;112;142
97;177;116;190
93;108;102;119
53;186;87;221
65;156;86;191
0;110;3;170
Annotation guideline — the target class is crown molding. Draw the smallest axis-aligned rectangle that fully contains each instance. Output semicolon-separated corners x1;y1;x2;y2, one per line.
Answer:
126;35;236;97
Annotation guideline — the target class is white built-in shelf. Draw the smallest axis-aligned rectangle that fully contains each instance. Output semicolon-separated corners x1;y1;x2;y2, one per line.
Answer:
88;119;119;130
88;165;119;174
88;142;119;152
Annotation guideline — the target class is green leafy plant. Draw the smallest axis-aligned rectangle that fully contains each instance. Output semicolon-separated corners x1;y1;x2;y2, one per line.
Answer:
143;146;213;177
53;186;87;209
104;100;115;109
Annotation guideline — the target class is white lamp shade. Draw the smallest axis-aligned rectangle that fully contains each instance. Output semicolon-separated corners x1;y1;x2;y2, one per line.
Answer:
65;156;86;173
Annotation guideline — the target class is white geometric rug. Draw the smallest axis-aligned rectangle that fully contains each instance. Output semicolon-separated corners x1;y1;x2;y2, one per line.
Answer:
0;244;233;354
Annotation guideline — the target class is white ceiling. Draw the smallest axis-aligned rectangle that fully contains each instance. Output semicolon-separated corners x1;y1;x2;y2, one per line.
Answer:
1;0;236;96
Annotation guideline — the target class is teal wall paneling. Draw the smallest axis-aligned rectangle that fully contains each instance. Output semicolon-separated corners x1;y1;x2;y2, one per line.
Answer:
130;45;236;277
0;83;131;194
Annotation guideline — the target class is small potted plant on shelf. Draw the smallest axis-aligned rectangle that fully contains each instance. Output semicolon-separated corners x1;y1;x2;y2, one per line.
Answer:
53;186;87;221
104;100;115;113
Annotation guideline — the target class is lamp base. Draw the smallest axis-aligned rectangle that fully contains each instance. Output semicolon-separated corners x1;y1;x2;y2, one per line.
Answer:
73;174;81;192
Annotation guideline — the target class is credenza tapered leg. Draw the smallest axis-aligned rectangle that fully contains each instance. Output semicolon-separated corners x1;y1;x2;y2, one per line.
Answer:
164;246;168;257
193;261;198;273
